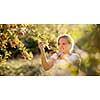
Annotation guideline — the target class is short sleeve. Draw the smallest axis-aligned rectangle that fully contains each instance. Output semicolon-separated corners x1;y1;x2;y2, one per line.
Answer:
69;53;81;64
50;53;58;60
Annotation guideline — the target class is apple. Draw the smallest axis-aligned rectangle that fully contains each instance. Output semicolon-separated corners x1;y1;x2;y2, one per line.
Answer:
18;32;25;36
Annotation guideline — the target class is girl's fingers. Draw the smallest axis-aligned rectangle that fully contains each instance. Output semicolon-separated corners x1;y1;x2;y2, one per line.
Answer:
38;41;45;49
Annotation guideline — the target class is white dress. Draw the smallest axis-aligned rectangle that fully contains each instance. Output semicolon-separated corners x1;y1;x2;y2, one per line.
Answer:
44;53;80;76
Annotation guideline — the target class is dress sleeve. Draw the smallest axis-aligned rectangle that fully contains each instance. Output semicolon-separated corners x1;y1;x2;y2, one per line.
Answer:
69;53;81;65
50;53;58;60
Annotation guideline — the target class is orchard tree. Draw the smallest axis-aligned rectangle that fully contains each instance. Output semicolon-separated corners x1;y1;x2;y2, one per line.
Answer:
0;24;33;65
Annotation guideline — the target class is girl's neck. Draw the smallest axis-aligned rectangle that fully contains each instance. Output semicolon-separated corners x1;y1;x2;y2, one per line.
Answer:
64;51;70;55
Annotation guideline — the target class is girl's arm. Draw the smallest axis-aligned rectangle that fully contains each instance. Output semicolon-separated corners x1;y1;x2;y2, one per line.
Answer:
39;42;55;71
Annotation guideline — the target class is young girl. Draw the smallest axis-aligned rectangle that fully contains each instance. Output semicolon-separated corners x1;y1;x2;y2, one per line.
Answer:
39;34;82;76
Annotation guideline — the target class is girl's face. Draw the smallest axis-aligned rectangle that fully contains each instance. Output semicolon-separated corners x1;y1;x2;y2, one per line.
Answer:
58;38;71;54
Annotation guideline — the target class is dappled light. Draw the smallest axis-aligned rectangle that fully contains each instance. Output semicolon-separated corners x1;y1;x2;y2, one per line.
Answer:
0;24;100;75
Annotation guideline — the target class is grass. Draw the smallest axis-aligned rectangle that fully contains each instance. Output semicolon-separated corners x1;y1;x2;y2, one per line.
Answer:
0;55;43;76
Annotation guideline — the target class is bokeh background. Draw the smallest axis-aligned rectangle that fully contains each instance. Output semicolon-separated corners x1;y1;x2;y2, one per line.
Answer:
0;24;100;75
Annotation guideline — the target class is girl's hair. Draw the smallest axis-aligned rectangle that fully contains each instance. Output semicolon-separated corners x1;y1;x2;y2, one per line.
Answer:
57;34;74;53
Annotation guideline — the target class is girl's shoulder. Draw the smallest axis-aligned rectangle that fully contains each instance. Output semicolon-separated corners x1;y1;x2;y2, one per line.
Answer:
50;53;58;60
70;53;80;58
68;53;81;62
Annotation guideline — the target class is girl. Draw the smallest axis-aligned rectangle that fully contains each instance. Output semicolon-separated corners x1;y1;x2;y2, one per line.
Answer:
39;34;82;76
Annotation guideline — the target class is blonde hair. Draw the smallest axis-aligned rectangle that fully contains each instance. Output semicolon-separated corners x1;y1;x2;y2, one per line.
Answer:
57;34;74;53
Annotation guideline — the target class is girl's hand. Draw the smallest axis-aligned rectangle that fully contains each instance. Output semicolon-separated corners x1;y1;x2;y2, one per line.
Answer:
38;41;46;51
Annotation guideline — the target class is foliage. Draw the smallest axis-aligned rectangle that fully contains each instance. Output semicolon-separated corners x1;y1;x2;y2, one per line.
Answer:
0;64;41;76
75;24;100;75
0;24;33;64
0;24;100;75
